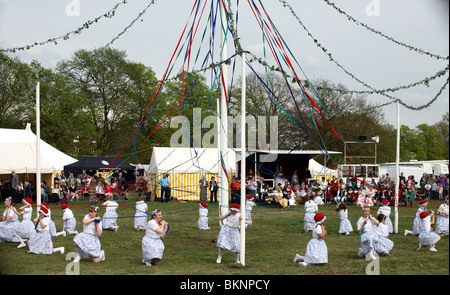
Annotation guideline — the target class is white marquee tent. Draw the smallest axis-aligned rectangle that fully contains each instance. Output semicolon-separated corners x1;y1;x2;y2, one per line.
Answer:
0;124;77;175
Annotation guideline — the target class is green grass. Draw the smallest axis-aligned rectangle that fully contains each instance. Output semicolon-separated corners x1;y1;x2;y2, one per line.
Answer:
0;198;448;275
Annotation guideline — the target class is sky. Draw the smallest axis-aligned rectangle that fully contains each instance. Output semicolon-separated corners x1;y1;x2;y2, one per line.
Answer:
0;0;448;132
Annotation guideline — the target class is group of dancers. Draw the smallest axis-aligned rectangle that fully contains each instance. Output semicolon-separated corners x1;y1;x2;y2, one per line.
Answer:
294;196;449;266
1;191;448;269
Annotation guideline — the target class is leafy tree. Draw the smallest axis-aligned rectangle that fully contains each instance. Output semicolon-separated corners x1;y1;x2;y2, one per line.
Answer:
56;48;160;158
0;53;35;128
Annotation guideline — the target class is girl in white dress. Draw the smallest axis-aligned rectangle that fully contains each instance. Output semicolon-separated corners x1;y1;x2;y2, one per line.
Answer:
405;200;428;236
27;207;65;255
142;209;168;266
102;197;119;231
216;203;249;264
377;199;393;233
357;207;380;261
16;197;36;246
304;195;318;232
336;201;353;235
373;214;394;256
294;213;328;266
436;197;449;236
58;203;78;235
416;211;442;252
0;197;23;246
245;195;256;228
198;202;210;230
73;206;105;263
134;195;148;231
40;202;64;237
314;191;324;206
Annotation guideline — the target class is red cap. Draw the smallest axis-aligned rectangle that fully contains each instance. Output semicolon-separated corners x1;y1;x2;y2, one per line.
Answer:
382;199;389;205
247;195;254;200
39;207;48;216
200;201;207;208
61;203;68;210
420;211;428;219
420;200;428;206
230;203;240;211
24;197;33;205
314;213;325;222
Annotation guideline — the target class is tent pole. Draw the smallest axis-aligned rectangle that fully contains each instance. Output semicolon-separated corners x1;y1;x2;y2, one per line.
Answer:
240;52;246;267
36;81;41;217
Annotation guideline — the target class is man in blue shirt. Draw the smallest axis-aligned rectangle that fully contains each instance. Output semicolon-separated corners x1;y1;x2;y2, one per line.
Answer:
158;173;171;202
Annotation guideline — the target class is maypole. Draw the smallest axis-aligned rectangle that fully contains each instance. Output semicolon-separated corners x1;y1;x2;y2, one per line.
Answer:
394;100;400;233
240;52;247;266
219;0;229;220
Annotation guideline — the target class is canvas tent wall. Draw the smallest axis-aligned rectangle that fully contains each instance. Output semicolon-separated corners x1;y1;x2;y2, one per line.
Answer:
148;147;237;201
0;124;77;196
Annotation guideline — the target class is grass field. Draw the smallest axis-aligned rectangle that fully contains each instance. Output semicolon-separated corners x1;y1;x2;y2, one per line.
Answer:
0;197;448;276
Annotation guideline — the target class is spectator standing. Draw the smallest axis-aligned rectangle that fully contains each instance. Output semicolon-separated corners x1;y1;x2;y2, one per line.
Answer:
158;173;171;202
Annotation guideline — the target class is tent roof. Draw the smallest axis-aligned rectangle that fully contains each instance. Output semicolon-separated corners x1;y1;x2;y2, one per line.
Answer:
0;125;77;174
308;158;338;177
149;147;237;174
64;157;135;175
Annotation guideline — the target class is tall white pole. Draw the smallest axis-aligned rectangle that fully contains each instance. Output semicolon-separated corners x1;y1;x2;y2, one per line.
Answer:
240;53;246;267
394;100;400;233
219;2;229;217
36;81;42;217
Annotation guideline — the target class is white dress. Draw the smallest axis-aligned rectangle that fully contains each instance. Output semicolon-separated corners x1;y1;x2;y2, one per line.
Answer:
0;208;21;243
373;223;394;255
28;217;53;254
245;199;256;226
46;209;57;237
62;208;77;233
413;208;426;235
142;219;165;262
16;207;36;239
436;203;449;235
134;201;148;230
73;215;103;259
304;225;328;264
198;207;210;230
304;201;318;231
216;213;241;252
418;216;441;247
102;200;119;229
357;217;380;257
377;205;393;233
338;209;353;234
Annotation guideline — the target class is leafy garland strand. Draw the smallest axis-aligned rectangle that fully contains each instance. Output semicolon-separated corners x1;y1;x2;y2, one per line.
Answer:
278;0;449;111
321;0;449;61
0;0;128;53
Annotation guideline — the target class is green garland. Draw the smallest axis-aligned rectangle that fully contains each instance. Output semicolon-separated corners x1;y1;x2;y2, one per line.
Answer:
0;0;129;53
277;0;449;111
321;0;449;61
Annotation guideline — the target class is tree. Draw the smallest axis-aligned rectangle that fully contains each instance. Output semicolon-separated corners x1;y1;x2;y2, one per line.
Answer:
56;47;160;157
0;53;35;128
435;112;449;159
